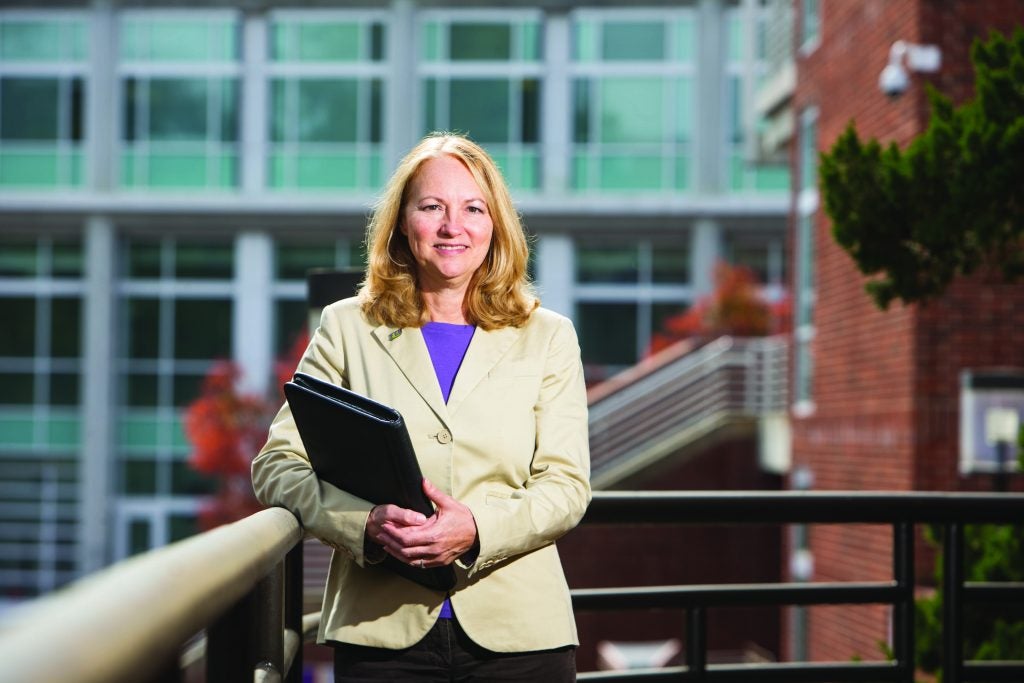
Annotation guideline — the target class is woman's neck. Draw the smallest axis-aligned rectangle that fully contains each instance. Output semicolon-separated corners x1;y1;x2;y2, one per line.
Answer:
421;288;470;324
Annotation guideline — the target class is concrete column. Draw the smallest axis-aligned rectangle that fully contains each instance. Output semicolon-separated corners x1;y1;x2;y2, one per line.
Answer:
86;0;116;192
241;11;268;194
386;0;416;168
691;218;721;298
79;216;116;574
536;234;573;318
541;11;571;196
695;0;724;195
233;233;273;395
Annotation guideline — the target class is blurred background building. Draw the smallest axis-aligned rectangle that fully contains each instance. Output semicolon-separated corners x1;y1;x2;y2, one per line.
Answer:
0;0;788;609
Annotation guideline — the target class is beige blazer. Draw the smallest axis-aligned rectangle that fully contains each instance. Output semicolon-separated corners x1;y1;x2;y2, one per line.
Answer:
252;298;591;652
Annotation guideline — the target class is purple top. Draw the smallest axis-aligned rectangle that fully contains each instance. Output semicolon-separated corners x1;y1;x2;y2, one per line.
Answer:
421;322;475;403
420;321;475;619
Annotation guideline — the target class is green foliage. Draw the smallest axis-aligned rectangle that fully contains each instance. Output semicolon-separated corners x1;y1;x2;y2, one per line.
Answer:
914;425;1024;680
820;28;1024;309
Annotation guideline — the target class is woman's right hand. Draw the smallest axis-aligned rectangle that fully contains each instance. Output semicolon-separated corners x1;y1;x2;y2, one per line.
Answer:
365;504;428;558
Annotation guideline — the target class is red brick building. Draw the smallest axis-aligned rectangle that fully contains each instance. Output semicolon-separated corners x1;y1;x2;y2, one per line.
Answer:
787;0;1024;664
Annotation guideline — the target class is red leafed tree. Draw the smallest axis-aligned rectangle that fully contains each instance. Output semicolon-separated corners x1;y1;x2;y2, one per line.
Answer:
184;329;309;530
647;262;790;356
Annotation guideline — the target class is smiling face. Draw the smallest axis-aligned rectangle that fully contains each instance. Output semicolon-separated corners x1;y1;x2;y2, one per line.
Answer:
400;154;494;297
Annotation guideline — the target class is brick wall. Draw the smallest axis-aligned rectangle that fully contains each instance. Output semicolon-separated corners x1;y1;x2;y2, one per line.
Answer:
788;0;1024;664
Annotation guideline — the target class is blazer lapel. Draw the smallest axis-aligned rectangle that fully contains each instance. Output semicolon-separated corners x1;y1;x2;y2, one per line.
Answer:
371;325;449;424
446;325;522;417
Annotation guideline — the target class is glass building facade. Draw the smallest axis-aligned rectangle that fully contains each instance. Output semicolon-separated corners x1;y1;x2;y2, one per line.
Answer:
0;0;787;604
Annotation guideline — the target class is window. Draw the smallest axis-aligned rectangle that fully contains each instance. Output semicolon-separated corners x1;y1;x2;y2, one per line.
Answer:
0;12;88;189
268;12;387;191
272;238;364;356
570;11;695;192
419;12;542;191
794;107;818;411
574;239;691;382
0;233;84;596
119;11;241;190
116;237;234;515
799;0;820;53
724;7;789;194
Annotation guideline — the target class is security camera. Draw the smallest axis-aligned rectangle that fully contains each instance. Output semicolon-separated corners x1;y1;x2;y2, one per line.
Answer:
878;62;909;98
878;41;941;98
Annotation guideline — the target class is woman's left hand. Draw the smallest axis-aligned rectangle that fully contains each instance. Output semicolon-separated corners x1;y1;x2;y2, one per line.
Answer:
380;478;478;569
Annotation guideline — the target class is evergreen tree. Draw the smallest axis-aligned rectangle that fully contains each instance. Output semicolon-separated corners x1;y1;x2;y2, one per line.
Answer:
819;29;1024;309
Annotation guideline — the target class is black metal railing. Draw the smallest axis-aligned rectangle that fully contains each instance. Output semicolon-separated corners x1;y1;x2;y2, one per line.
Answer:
0;492;1021;682
573;491;1024;682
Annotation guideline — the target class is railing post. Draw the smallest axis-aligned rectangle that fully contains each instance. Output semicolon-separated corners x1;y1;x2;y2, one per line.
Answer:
942;523;964;683
687;607;707;681
892;522;914;682
285;541;304;683
207;560;285;681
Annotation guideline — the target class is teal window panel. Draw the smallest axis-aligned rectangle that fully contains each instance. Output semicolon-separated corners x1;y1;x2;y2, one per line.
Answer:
599;154;664;190
577;244;640;284
172;374;203;408
652;246;691;284
450;23;511;61
674;18;696;61
145;153;210;188
727;15;743;61
119;414;160;449
0;241;37;276
268;152;289;187
175;241;233;280
47;414;80;449
521;22;541;61
124;373;159;407
0;298;36;357
571;154;589;190
729;153;747;192
121;18;237;62
275;242;339;280
755;164;790;192
122;460;157;496
171;416;189;451
0;20;86;61
126;298;160;359
51;297;82;358
0;411;35;448
368;151;383;188
296;79;358;143
602;21;665;61
148;79;210;141
572;20;597;62
124;241;162;279
576;302;638;366
449;79;510;143
1;78;59;140
599;78;664;144
675;78;694;142
422;21;442;61
0;373;34;404
172;462;217;496
296;153;359;188
169;510;204;539
51;239;84;278
674;154;691;191
173;299;232;359
50;373;80;407
572;79;590;143
0;151;60;187
297;22;360;61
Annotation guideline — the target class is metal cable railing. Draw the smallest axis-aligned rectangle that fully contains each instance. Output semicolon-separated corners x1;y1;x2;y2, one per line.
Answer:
588;336;788;487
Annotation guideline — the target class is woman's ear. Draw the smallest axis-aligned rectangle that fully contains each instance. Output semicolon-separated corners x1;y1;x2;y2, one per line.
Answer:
398;222;408;236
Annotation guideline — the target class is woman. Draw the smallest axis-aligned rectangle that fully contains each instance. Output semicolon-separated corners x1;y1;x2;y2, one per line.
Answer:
252;133;591;681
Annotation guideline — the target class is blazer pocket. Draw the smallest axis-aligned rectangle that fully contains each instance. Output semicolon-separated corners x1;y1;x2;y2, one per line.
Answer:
485;491;514;512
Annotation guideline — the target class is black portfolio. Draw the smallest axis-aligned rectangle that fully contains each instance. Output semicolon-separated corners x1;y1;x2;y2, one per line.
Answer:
284;372;456;591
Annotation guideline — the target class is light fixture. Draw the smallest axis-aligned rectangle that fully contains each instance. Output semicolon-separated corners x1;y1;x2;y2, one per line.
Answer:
878;40;942;98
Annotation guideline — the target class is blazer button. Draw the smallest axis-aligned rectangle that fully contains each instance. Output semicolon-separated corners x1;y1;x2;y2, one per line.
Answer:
437;429;452;444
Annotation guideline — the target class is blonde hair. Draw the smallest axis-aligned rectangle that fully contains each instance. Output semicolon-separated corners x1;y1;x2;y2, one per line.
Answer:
359;133;539;330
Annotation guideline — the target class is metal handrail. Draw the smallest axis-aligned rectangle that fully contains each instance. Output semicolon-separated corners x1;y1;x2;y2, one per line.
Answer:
0;506;306;683
574;491;1024;683
0;491;1020;682
588;336;788;488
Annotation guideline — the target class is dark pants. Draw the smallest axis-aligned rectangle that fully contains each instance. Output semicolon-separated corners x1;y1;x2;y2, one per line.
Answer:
332;617;576;682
